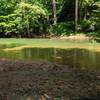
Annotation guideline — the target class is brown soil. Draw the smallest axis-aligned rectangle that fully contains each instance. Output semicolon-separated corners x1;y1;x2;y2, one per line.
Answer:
0;59;100;100
59;34;92;41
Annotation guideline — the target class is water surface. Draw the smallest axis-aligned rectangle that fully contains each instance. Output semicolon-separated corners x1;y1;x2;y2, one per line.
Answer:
0;47;100;70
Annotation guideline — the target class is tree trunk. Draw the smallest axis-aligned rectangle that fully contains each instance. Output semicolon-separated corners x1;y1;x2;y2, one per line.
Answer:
79;0;83;22
75;0;78;32
52;0;57;25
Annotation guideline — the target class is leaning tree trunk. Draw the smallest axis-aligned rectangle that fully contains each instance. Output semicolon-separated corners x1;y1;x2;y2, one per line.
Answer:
52;0;57;25
75;0;78;32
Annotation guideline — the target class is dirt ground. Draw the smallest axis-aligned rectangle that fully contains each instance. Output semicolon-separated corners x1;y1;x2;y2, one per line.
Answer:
59;34;92;41
0;59;100;100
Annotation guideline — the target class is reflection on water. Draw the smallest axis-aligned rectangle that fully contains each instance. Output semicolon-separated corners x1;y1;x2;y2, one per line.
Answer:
0;48;100;70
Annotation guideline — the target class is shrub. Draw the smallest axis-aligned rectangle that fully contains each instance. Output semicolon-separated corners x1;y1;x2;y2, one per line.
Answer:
48;22;74;36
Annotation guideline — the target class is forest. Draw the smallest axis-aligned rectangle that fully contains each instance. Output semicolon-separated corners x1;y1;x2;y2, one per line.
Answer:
0;0;100;38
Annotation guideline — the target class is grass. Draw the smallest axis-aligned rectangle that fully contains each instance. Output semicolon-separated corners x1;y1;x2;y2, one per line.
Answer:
0;38;100;52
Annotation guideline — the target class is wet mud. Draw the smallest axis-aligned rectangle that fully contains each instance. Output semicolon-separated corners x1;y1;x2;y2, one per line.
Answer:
0;59;100;100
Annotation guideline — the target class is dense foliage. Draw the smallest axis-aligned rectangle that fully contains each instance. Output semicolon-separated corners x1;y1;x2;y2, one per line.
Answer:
0;0;100;37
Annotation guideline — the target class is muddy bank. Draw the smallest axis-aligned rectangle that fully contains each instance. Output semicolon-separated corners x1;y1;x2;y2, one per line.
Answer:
0;59;100;100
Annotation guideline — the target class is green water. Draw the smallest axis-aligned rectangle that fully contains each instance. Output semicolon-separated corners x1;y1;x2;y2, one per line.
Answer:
0;47;100;70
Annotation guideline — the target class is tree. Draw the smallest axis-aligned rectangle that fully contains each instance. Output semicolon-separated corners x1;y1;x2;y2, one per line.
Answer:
15;2;47;37
79;0;100;32
52;0;57;25
0;1;47;37
75;0;79;32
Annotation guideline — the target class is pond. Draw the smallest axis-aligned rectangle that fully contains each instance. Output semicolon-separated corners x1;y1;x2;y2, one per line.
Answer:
0;47;100;70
